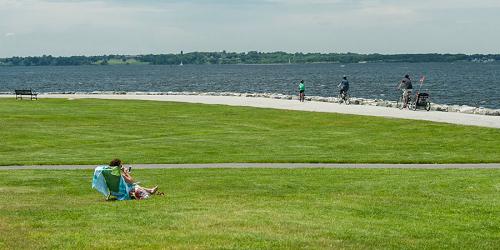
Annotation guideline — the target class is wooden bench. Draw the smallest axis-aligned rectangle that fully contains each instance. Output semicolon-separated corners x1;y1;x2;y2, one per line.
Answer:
15;89;38;100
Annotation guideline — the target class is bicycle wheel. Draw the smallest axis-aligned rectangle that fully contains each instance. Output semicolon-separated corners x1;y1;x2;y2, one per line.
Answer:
345;94;350;105
411;101;417;111
410;96;417;110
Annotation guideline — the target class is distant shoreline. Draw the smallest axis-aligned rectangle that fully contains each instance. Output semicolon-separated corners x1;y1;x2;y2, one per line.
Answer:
1;61;499;68
1;52;498;66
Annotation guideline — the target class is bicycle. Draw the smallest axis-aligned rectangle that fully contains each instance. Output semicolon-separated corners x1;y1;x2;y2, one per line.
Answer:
396;89;414;109
338;90;350;105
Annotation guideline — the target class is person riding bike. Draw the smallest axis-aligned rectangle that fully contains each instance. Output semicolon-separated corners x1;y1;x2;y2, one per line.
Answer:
338;75;350;102
397;74;413;108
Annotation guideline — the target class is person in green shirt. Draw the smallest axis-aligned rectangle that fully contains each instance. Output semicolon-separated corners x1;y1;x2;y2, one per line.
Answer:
298;80;305;102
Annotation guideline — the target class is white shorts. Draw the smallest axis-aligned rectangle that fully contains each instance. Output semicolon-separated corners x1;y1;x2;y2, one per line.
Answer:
403;89;412;96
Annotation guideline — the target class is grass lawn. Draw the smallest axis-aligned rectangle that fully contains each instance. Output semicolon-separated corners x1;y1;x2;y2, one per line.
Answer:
0;168;498;249
0;98;499;165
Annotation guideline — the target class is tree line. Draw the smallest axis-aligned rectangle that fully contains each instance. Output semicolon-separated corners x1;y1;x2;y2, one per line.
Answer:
1;52;499;66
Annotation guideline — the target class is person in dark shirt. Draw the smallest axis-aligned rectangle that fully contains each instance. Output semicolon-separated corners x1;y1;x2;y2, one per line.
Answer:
397;74;413;108
399;74;413;90
338;75;350;95
337;75;350;103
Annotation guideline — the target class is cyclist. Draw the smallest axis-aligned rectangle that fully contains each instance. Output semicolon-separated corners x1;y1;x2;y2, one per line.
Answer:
338;75;349;103
397;74;413;108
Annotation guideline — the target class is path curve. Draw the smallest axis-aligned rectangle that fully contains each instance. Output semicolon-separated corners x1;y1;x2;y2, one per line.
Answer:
1;163;499;170
6;94;499;128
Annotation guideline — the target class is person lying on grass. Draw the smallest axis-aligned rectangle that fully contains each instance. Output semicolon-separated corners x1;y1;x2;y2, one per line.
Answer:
108;158;164;199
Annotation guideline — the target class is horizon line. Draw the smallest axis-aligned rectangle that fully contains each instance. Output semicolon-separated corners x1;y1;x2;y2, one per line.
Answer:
2;51;500;59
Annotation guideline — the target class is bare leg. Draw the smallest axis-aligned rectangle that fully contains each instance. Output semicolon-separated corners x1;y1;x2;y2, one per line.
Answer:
134;185;158;195
144;185;158;194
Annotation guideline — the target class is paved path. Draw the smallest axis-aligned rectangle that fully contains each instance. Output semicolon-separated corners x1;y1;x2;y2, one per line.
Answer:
1;163;499;170
2;94;499;128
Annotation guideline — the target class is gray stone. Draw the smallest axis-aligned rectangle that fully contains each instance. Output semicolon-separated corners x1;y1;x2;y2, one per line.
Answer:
459;106;477;114
448;105;461;113
485;109;500;116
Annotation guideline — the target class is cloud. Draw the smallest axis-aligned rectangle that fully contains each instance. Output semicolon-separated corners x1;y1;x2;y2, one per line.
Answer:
4;32;15;37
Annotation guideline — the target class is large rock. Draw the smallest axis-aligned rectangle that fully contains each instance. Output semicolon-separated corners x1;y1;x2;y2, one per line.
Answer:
447;105;461;113
432;104;447;112
459;106;477;114
474;108;488;115
484;109;500;116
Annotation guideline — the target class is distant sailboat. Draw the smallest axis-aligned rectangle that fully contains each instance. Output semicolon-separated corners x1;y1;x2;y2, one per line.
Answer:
180;50;184;66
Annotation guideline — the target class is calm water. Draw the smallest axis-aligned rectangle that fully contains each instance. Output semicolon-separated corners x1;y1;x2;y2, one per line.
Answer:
1;62;499;108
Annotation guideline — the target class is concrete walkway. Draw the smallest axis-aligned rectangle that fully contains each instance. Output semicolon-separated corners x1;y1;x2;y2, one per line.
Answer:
1;163;499;170
2;94;499;128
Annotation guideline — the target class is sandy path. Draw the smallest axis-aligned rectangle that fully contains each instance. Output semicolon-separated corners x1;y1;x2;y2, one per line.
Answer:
3;94;500;128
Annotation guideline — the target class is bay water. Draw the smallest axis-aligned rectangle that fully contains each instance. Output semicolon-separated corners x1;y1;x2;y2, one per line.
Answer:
1;62;498;109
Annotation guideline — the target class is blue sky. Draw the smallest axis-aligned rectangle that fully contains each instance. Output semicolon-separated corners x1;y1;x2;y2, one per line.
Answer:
0;0;499;57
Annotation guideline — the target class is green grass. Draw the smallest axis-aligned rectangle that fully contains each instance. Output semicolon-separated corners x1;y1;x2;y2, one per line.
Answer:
0;168;498;249
0;98;498;165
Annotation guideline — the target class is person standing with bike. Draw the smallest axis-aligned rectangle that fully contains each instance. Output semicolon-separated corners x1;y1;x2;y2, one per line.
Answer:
338;75;350;104
397;74;413;108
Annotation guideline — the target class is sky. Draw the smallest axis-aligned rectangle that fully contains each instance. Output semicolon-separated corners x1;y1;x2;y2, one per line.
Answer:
0;0;499;57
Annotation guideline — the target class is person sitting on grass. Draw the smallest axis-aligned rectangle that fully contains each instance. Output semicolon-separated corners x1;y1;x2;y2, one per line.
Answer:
92;158;162;200
109;159;160;199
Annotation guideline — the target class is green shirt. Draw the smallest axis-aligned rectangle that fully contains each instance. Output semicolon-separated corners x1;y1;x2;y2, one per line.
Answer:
299;83;305;91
